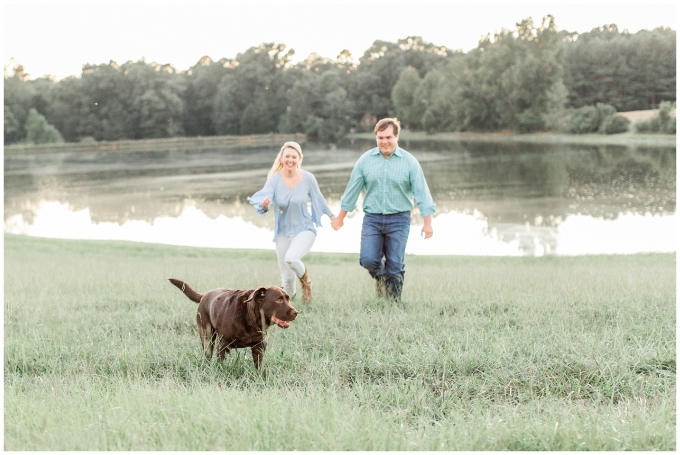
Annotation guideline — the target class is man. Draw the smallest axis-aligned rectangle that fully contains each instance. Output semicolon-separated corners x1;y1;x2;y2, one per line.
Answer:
331;118;435;301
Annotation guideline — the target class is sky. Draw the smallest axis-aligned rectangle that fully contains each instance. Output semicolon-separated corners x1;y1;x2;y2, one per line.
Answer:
3;0;678;81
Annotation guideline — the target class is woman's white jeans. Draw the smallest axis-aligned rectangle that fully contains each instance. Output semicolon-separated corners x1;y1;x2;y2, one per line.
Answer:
275;230;316;297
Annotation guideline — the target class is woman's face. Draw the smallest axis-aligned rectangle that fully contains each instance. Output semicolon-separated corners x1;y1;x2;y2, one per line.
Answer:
281;147;301;171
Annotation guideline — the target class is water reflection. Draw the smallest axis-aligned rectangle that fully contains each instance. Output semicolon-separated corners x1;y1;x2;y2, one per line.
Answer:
5;199;675;256
4;139;676;256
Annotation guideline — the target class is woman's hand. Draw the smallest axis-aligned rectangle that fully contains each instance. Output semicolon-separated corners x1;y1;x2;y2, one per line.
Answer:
331;211;347;230
261;197;271;210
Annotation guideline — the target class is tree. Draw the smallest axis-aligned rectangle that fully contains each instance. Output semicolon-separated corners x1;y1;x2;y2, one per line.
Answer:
280;69;353;142
212;77;241;135
78;61;131;140
430;57;467;132
4;64;56;143
25;108;63;143
391;66;424;130
44;76;95;142
563;25;676;111
136;87;185;138
182;56;233;136
348;37;456;122
122;60;186;139
349;40;407;120
5;21;674;142
628;27;676;108
543;79;570;132
415;69;446;132
277;71;317;134
502;16;569;132
4;105;21;144
634;101;677;134
435;16;569;132
600;114;631;134
564;25;630;109
399;36;459;77
213;43;295;135
316;71;353;142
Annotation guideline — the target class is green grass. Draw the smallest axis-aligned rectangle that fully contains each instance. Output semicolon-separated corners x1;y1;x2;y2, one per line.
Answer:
4;233;676;450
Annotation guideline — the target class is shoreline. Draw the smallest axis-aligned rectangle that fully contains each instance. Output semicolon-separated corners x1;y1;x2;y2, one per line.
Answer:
2;132;307;156
350;130;677;147
4;130;675;157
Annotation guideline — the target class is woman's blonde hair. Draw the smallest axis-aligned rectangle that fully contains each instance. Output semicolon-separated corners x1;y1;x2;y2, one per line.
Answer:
267;141;303;178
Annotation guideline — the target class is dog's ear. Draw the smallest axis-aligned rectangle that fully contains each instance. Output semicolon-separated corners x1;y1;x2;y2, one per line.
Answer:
246;287;267;326
248;286;268;302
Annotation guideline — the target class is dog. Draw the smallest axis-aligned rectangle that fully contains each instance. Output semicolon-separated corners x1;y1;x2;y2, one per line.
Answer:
169;278;298;369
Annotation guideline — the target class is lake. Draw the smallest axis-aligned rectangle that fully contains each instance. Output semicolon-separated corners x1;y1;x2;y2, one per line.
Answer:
4;137;676;256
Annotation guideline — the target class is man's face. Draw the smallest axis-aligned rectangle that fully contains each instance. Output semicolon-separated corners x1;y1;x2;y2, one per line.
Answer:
376;125;398;155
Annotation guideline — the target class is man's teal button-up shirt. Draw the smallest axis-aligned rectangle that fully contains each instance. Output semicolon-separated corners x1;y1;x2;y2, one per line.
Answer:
339;146;436;217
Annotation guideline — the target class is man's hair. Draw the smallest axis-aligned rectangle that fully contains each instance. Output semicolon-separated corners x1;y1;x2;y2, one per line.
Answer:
374;118;401;136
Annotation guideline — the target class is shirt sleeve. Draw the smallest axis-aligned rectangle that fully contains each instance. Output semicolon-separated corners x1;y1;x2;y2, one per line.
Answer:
410;160;436;218
247;174;277;215
307;172;332;226
340;154;366;213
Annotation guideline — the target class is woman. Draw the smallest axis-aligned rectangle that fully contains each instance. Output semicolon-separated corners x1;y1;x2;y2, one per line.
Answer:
248;141;335;303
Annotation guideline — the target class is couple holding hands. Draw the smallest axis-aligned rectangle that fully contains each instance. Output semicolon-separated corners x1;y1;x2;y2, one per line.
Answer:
248;118;435;303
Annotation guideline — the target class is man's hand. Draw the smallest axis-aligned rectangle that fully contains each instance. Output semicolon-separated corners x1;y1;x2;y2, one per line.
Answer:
421;215;433;239
331;210;347;230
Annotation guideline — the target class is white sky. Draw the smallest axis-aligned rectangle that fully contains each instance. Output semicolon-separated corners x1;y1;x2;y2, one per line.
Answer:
3;0;677;81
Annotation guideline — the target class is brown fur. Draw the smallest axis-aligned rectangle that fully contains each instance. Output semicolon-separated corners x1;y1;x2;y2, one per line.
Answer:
168;278;297;369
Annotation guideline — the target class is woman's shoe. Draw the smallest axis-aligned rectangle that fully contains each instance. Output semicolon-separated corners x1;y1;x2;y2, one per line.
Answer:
299;269;312;303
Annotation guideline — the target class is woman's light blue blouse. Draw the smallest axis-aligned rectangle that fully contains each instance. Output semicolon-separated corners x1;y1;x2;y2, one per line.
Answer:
248;171;333;241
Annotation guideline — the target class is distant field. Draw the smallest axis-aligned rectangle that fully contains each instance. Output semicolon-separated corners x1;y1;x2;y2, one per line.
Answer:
618;108;677;123
4;234;676;450
618;109;660;123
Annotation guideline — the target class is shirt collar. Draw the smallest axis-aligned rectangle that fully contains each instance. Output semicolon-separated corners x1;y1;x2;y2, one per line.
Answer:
371;146;403;157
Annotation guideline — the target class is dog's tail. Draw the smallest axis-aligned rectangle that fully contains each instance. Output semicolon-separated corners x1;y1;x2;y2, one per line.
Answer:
168;278;203;303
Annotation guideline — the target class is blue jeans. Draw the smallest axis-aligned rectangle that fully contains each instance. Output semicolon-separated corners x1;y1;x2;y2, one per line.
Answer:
359;212;410;300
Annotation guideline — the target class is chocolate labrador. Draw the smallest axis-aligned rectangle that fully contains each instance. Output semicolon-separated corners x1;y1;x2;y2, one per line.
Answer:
169;278;298;369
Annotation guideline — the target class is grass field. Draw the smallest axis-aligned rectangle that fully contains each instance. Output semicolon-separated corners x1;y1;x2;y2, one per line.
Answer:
4;233;676;450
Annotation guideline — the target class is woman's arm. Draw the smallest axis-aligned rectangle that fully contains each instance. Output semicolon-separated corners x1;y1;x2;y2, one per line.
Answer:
247;174;277;214
307;172;335;225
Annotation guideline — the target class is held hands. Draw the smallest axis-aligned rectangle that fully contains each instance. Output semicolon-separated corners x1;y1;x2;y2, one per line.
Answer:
331;216;343;231
331;211;346;231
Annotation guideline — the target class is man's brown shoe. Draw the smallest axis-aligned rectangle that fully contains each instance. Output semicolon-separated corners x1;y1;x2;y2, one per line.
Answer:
375;277;386;299
299;269;312;303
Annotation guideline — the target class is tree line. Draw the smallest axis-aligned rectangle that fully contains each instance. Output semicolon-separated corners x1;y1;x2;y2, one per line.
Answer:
4;16;676;145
